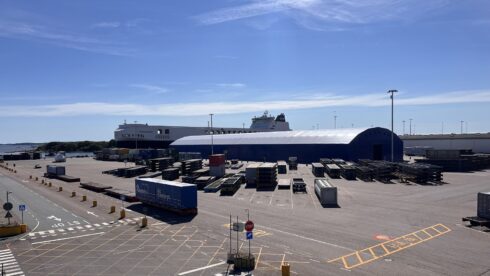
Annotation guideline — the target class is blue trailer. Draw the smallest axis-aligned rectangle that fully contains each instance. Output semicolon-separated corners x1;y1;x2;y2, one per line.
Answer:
135;178;197;215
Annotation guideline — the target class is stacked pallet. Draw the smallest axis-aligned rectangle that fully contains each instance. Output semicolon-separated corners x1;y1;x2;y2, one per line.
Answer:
149;157;173;172
358;160;395;182
256;163;278;189
194;176;216;189
311;163;324;177
319;158;333;166
204;177;228;193
354;165;374;181
124;166;147;178
325;164;341;178
288;157;298;170
162;167;180;181
182;159;203;175
397;163;443;184
220;177;241;195
339;164;356;180
277;161;288;174
332;159;346;166
246;163;260;185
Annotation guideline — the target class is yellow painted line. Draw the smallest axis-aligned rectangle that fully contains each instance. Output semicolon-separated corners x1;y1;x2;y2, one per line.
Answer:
255;247;263;268
328;224;451;270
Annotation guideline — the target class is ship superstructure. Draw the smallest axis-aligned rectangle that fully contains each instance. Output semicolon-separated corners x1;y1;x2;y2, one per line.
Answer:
114;111;291;148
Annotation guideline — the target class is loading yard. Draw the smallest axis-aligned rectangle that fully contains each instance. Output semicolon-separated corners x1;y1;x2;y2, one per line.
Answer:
1;157;490;275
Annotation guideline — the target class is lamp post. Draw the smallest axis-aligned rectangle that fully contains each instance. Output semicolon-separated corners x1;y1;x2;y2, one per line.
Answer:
387;90;398;162
409;118;413;135
6;191;12;225
210;114;214;155
403;120;406;135
134;121;138;149
333;111;337;129
460;120;464;134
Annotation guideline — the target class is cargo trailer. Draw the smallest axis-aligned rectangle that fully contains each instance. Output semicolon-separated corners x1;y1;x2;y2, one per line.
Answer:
314;179;337;206
135;178;197;215
292;178;306;193
325;164;341;178
311;163;324;177
220;177;241;195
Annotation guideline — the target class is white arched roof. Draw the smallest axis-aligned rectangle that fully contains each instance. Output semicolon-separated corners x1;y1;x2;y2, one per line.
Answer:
171;128;370;146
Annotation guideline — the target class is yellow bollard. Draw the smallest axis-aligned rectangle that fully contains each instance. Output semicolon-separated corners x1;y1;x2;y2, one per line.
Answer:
35;176;38;181
20;224;27;233
58;186;63;192
110;206;116;213
72;191;76;197
41;179;45;184
82;195;87;201
92;200;97;207
120;209;126;219
48;182;52;187
141;217;148;228
281;262;290;276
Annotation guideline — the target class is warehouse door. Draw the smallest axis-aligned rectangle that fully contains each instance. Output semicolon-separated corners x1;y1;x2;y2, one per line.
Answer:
373;144;383;160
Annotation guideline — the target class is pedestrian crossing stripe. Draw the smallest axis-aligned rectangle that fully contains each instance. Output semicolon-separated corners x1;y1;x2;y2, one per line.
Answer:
19;217;144;241
0;248;25;276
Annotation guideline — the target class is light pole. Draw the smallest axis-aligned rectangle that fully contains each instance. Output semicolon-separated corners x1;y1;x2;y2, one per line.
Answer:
210;114;214;155
333;111;337;129
6;191;12;225
460;120;464;134
403;120;406;135
442;122;444;135
409;118;413;135
134;121;138;150
387;90;398;162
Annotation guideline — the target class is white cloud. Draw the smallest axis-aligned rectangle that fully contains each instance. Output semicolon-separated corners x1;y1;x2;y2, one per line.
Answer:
195;0;449;30
216;83;246;88
0;20;134;56
92;21;120;28
130;84;169;94
1;90;489;117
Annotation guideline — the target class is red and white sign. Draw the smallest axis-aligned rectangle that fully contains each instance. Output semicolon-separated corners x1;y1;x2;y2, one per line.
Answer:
245;220;254;232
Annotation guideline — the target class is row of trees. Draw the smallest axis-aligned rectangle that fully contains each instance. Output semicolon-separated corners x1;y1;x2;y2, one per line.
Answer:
36;140;117;152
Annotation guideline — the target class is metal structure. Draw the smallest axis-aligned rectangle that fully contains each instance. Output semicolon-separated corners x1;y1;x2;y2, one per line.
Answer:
210;113;214;155
387;89;398;162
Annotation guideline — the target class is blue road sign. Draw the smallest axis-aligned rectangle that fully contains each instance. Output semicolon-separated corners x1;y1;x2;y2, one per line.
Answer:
246;231;253;240
19;204;26;212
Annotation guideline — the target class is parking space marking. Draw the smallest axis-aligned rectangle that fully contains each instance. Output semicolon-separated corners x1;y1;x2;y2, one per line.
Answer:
31;232;105;245
328;224;451;269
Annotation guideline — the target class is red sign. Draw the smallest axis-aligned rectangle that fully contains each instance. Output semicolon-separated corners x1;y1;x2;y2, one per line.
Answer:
245;220;254;232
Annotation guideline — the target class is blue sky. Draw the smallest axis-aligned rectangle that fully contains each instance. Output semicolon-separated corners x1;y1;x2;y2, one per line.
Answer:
0;0;489;143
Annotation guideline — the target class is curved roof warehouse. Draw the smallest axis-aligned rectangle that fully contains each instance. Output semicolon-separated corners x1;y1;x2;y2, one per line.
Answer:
170;127;403;163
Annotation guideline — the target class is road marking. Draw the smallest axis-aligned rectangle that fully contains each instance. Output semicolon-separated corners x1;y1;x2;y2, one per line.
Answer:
328;224;451;270
177;261;226;275
31;232;105;245
0;248;25;276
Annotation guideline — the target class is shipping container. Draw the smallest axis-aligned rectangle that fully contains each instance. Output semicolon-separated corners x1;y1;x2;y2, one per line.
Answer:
47;165;65;176
325;164;341;178
135;178;197;215
210;164;225;177
209;154;226;166
246;163;260;184
277;161;287;174
478;192;490;219
314;179;337;206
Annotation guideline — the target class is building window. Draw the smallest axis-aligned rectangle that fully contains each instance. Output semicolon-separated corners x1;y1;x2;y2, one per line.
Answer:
165;129;170;134
157;129;162;134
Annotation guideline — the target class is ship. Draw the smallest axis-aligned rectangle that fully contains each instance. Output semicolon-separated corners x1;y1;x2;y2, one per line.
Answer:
114;111;291;148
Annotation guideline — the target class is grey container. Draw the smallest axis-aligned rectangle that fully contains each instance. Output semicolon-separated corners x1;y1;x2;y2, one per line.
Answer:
246;163;260;184
477;192;490;219
314;179;337;206
47;165;65;176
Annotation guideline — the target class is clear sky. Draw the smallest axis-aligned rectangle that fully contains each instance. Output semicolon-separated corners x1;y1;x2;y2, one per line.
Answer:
0;0;489;143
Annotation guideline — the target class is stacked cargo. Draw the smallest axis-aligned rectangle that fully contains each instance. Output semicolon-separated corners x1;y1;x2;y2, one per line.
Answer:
45;165;65;178
192;168;210;177
149;157;173;172
220;177;241;195
204;177;228;193
319;158;333;166
181;175;198;184
124;166;147;178
277;161;288;174
354;165;374;181
278;178;290;189
477;192;490;219
162;168;180;181
292;178;306;193
209;154;226;177
339;164;356;180
288;157;298;170
194;176;216;189
179;152;202;161
358;160;395;182
325;164;341;178
135;178;197;215
256;163;277;189
314;179;337;206
311;163;324;177
332;159;346;166
397;163;443;184
245;163;260;185
182;159;203;175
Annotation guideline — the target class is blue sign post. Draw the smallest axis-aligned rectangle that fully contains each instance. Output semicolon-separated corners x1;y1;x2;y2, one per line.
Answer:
19;204;26;224
246;231;253;240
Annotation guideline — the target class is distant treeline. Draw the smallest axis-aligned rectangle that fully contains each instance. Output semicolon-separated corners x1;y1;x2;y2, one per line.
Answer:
36;140;117;152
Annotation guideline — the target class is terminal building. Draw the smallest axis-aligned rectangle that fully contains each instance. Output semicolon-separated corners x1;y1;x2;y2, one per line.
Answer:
170;127;403;163
401;133;490;154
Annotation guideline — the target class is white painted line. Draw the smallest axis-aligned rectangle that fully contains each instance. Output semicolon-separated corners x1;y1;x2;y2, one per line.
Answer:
85;225;92;228
5;271;24;276
48;230;55;234
37;231;45;235
58;229;65;232
76;226;84;230
67;227;74;231
0;249;11;253
93;224;100;227
31;232;105;245
102;222;109;226
0;253;13;258
28;233;35;237
177;261;226;275
0;257;15;262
